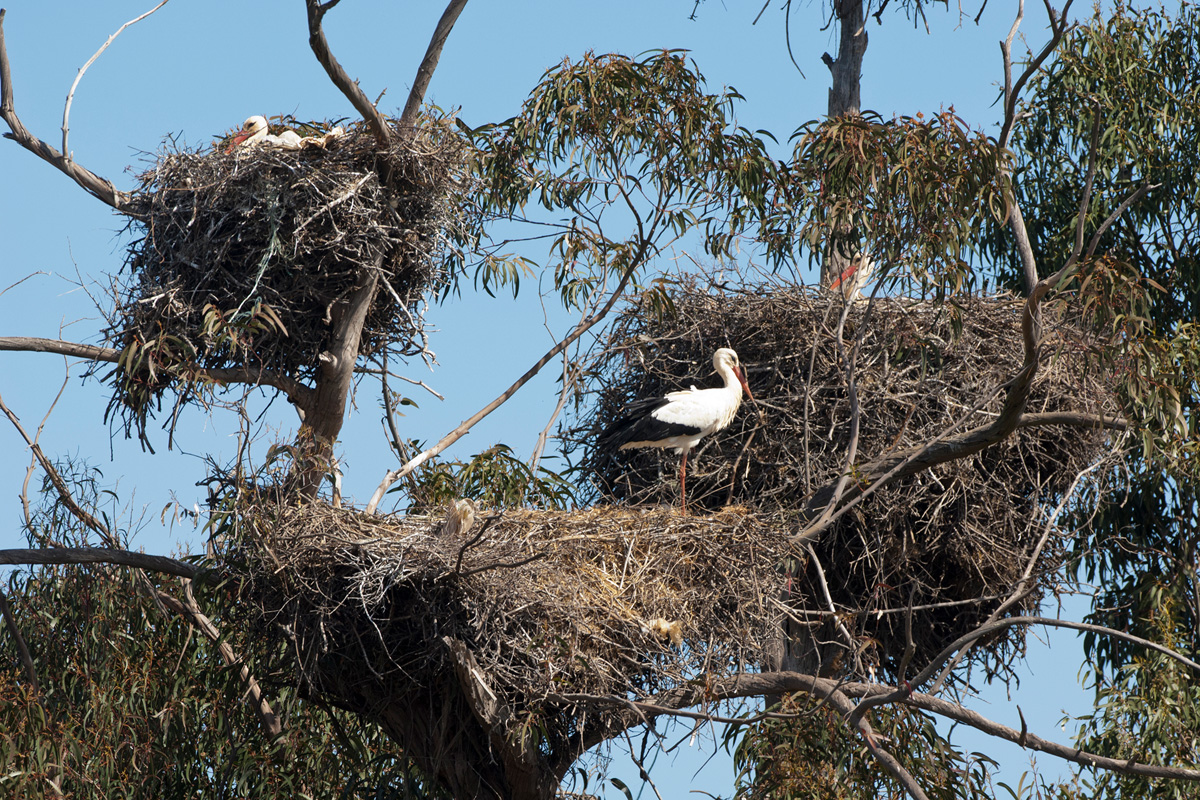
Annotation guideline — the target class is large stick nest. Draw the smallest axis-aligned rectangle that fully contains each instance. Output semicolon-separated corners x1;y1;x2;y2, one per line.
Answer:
221;501;791;766
107;117;471;433
566;280;1119;677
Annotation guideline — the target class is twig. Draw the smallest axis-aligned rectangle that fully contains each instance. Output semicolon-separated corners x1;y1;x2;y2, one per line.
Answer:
365;253;646;514
0;10;129;209
0;391;114;546
399;0;470;129
453;512;500;576
62;0;171;158
458;551;547;579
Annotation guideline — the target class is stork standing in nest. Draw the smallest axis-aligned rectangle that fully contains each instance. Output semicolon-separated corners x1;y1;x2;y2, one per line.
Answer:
600;348;753;513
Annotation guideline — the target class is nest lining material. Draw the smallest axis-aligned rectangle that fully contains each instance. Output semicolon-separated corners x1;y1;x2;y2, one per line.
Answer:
569;281;1118;675
108;118;470;427
225;502;790;756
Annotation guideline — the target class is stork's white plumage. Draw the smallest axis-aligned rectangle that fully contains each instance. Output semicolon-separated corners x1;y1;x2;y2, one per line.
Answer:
600;347;753;512
230;115;303;150
829;253;875;299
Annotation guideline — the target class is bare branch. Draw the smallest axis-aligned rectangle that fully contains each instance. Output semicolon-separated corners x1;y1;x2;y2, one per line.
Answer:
62;0;170;158
365;259;645;514
566;655;1200;786
1016;410;1127;431
0;390;114;546
304;0;391;147
0;10;130;209
998;0;1074;151
156;580;282;738
997;0;1075;294
0;546;201;578
0;335;314;408
399;0;469;129
1085;182;1158;260
1067;106;1104;267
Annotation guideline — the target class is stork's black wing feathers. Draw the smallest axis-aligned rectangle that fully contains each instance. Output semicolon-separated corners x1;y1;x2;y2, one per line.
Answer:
598;395;702;452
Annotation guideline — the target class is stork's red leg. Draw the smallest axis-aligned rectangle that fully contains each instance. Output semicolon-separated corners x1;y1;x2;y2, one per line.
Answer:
679;449;688;514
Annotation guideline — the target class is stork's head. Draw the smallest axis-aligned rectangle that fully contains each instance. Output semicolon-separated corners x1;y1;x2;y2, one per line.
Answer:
229;115;269;148
713;347;754;400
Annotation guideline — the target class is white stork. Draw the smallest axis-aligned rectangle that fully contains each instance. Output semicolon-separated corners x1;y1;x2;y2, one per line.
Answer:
829;253;875;299
229;115;303;150
600;347;753;512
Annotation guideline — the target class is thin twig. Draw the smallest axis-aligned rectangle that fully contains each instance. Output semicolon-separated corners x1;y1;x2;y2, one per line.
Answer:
0;10;129;208
62;0;171;158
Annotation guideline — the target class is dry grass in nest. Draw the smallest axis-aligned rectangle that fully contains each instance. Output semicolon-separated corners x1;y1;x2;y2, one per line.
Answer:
106;116;471;433
568;279;1120;678
220;500;792;757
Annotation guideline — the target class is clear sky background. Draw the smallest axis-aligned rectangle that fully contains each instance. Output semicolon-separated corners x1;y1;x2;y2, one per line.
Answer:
0;1;1101;796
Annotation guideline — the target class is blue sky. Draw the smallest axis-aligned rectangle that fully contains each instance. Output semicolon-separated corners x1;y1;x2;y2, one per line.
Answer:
0;1;1100;796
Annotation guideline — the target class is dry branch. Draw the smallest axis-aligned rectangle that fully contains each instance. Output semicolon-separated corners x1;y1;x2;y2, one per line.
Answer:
305;0;391;147
0;9;130;209
399;0;470;128
0;546;201;578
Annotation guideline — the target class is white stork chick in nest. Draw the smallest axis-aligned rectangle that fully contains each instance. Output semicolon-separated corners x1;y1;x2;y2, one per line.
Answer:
646;618;684;648
600;347;753;513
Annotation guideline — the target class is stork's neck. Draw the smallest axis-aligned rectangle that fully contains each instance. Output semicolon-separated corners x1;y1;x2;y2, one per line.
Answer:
716;361;744;398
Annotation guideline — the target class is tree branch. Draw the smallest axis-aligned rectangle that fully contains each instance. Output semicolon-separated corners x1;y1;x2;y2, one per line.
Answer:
997;0;1075;294
0;335;314;408
157;580;282;739
304;0;391;148
0;9;130;210
62;0;170;159
398;0;469;129
365;260;642;514
291;264;380;496
0;390;114;545
0;546;201;578
564;657;1200;787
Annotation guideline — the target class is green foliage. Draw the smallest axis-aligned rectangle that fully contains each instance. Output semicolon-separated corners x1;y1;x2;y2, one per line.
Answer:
0;565;439;799
760;110;1009;296
988;5;1200;796
1;473;441;799
731;698;996;800
989;2;1199;475
460;50;777;308
402;443;575;512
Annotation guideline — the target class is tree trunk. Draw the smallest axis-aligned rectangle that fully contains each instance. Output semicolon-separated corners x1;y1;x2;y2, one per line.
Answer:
820;0;869;290
775;0;871;689
289;262;381;498
825;0;867;118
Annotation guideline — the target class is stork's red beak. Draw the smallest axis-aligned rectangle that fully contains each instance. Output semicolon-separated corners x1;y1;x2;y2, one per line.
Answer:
226;130;251;153
736;366;754;402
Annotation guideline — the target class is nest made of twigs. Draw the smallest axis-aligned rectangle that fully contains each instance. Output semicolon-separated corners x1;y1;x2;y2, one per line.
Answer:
107;116;471;432
221;500;792;761
568;279;1120;677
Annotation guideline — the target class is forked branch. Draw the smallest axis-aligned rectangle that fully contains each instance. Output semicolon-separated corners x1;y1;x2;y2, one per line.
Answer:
0;9;130;209
305;0;391;147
